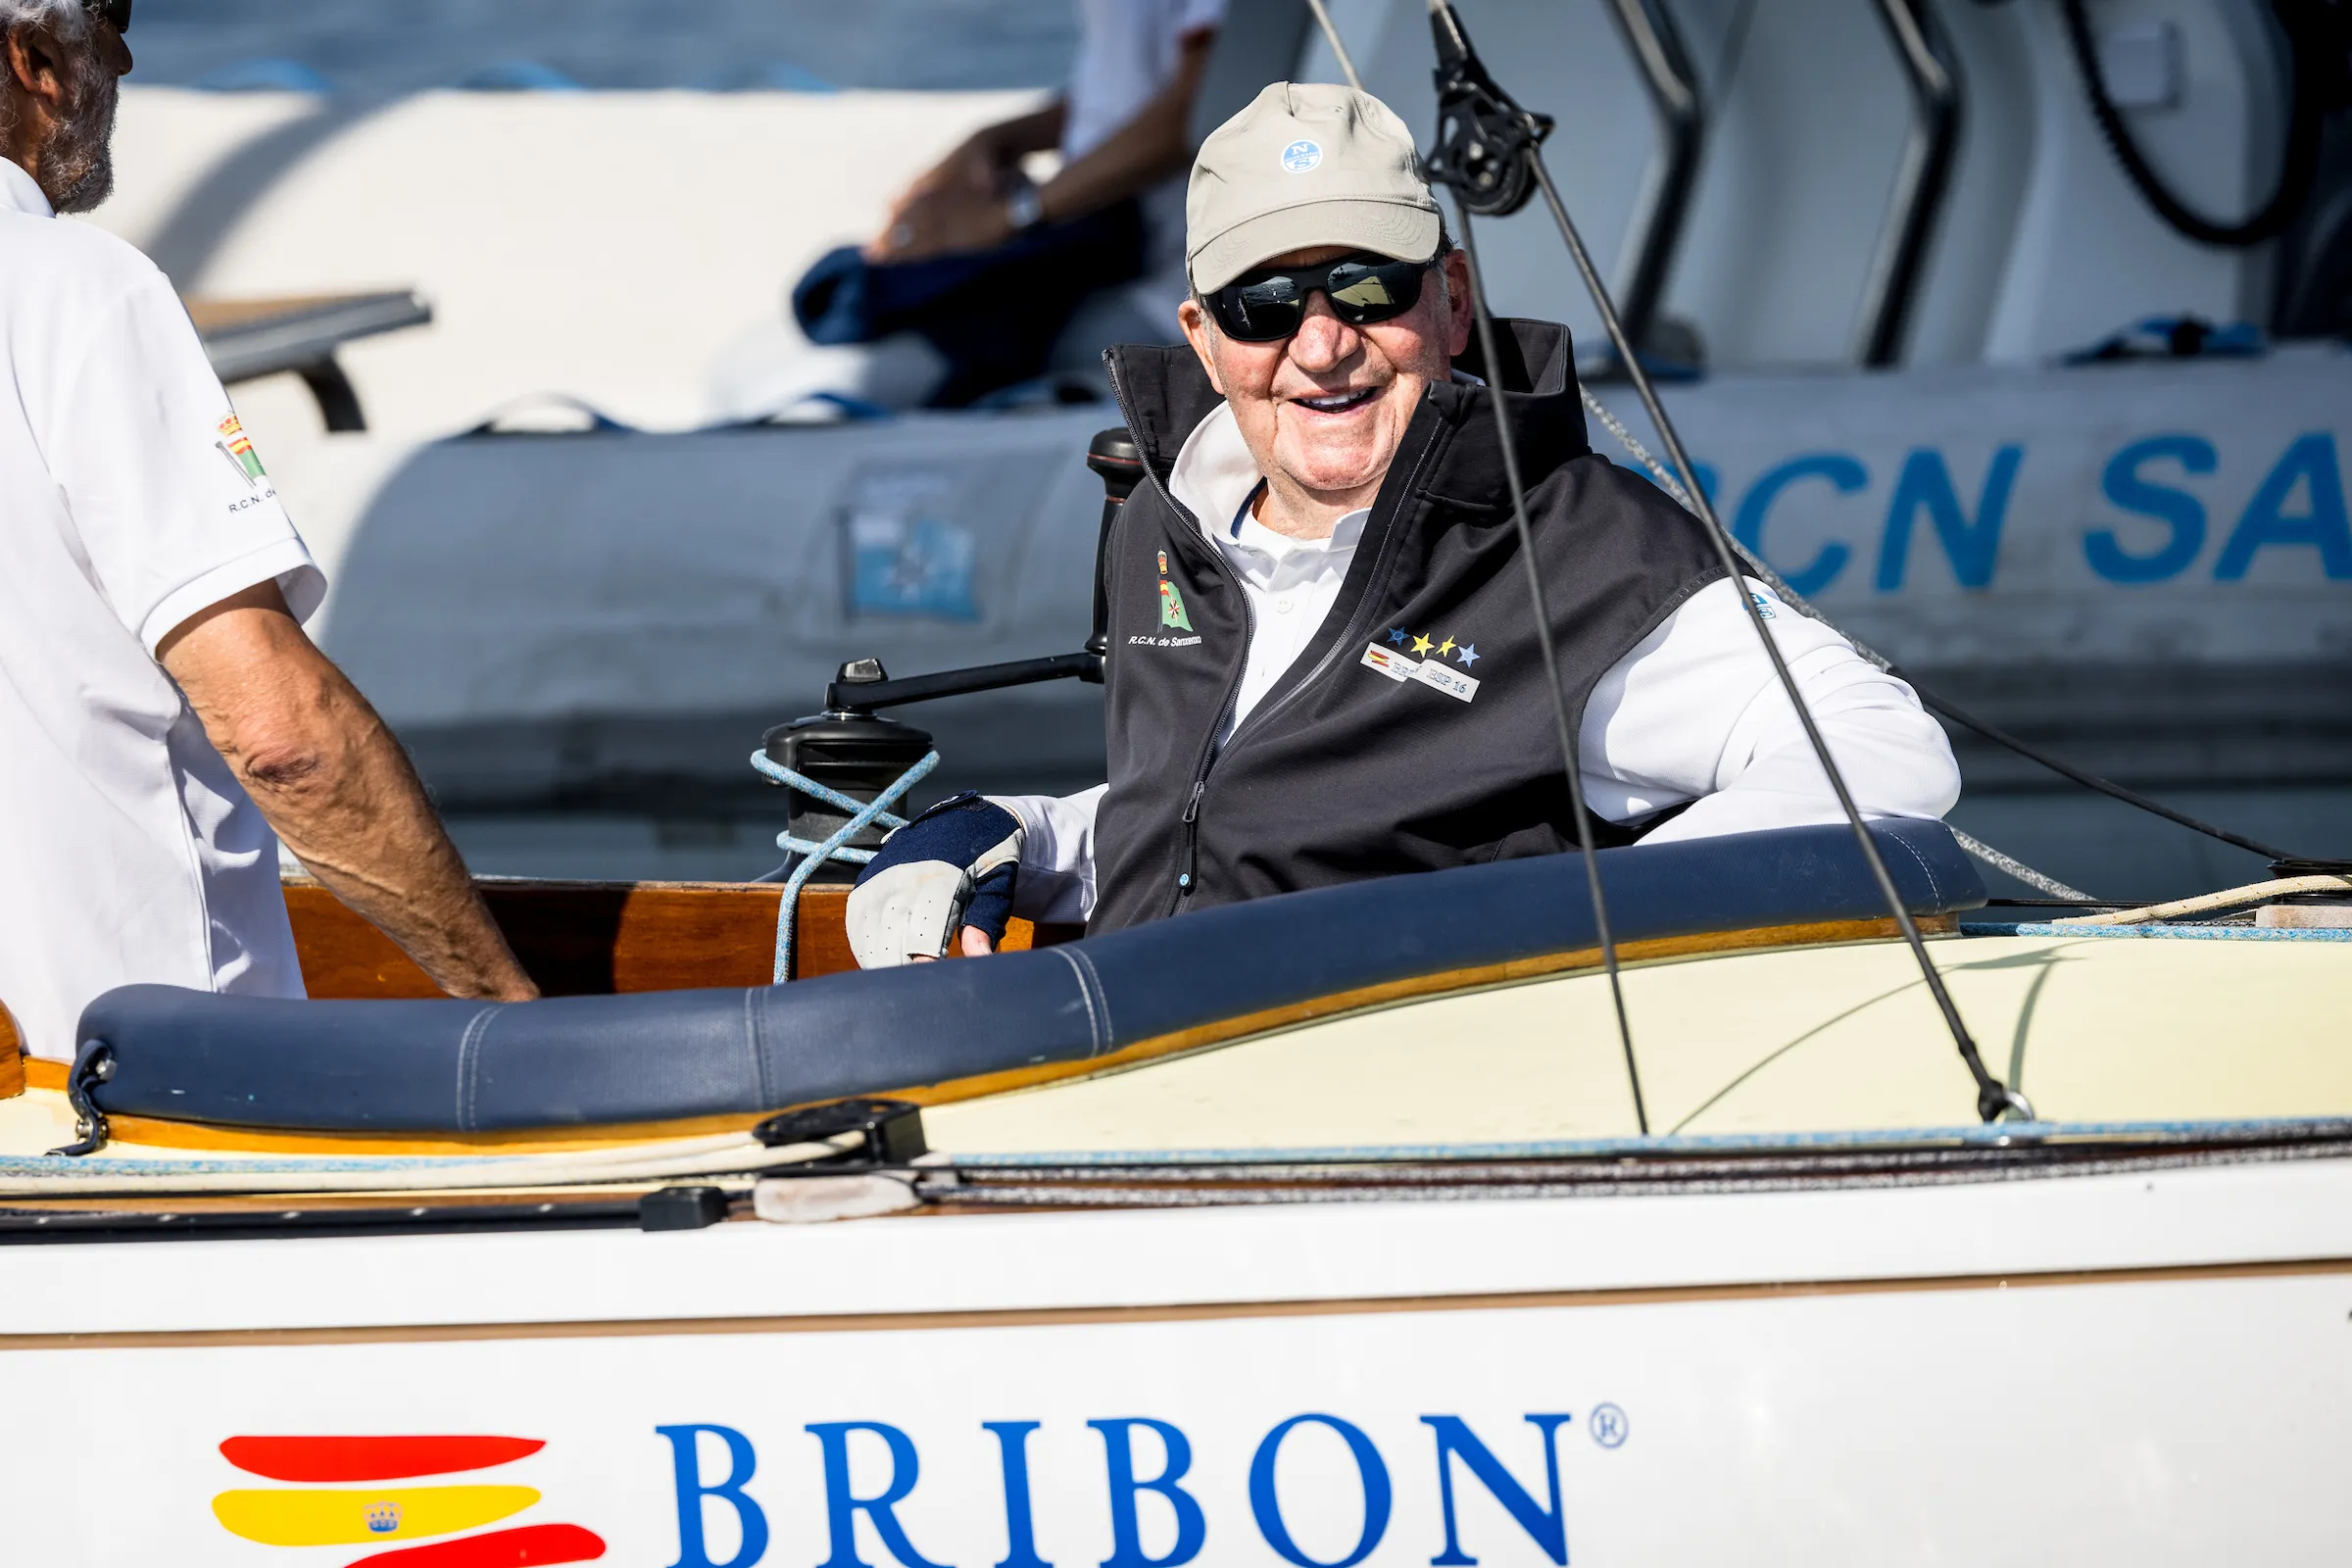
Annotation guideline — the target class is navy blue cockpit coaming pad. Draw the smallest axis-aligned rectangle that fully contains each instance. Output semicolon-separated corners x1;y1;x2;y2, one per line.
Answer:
81;820;1983;1132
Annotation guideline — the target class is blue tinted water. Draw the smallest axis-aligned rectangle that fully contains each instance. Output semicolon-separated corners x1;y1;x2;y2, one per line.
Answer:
125;1;1077;96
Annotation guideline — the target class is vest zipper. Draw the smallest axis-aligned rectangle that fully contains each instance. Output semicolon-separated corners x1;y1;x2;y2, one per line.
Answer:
1178;781;1205;899
1162;546;1254;918
1219;409;1450;753
1165;574;1253;915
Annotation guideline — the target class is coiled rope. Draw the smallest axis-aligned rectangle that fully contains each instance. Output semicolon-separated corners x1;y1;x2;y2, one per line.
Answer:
749;750;940;983
2055;873;2352;929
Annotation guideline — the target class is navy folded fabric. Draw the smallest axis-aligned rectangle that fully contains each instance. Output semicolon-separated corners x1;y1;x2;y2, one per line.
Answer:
787;199;1147;407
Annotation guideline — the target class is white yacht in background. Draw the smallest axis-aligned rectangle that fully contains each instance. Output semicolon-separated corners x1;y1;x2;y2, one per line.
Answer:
80;0;2350;894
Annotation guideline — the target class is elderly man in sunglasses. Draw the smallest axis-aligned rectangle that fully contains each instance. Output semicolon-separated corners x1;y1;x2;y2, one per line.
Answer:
848;82;1959;965
1;0;536;1061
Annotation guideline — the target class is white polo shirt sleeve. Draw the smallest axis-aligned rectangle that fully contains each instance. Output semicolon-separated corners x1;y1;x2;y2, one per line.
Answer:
46;270;323;652
1580;577;1961;839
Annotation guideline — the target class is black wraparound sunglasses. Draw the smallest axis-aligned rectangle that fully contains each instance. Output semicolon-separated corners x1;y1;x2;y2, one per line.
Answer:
84;0;130;33
1206;251;1431;343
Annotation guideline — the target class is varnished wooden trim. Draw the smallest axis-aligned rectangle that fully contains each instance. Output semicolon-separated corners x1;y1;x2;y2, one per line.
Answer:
1;996;22;1098
91;1112;773;1158
24;1055;62;1093
1;1250;2338;1352
0;1053;22;1102
72;916;1943;1157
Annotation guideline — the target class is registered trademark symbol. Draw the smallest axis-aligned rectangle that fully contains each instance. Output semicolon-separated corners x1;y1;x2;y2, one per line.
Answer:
1589;1403;1629;1448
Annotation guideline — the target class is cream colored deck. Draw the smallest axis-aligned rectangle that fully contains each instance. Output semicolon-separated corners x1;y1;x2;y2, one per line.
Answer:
922;933;2352;1155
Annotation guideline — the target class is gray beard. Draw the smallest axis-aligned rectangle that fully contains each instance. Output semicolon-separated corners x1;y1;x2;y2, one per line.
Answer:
40;65;118;215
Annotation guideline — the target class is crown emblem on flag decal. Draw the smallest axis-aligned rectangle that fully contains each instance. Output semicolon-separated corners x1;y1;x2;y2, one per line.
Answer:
212;1434;604;1563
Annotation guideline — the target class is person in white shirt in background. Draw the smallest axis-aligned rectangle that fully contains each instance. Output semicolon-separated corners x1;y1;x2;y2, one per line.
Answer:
868;0;1226;316
0;0;535;1062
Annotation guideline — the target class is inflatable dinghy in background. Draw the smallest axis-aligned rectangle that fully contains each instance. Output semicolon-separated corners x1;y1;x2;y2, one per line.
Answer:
79;0;2352;896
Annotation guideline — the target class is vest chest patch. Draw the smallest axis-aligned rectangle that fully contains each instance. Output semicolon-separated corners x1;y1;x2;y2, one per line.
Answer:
1154;549;1196;632
1362;627;1482;703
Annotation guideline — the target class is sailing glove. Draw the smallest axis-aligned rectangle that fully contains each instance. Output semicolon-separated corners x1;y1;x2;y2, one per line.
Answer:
847;792;1023;968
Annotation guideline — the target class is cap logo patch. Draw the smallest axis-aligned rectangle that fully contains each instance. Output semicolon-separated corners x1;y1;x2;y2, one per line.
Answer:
1281;139;1323;173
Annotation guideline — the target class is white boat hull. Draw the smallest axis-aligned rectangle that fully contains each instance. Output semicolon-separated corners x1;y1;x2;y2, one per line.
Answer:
9;1154;2349;1563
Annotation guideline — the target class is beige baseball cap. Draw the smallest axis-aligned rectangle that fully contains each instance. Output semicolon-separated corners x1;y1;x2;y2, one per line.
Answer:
1186;81;1443;295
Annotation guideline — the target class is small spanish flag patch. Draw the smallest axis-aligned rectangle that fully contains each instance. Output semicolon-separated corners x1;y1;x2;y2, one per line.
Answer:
218;413;267;482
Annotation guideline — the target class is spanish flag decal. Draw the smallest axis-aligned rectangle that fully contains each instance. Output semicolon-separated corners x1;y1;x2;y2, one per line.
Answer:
215;1435;603;1566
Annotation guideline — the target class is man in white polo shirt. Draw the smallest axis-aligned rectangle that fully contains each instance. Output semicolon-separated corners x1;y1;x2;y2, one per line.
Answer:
1;0;535;1061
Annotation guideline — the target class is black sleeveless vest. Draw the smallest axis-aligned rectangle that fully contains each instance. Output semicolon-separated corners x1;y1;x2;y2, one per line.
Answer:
1087;319;1725;935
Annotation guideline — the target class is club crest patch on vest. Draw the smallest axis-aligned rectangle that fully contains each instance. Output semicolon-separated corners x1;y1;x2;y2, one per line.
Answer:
1156;550;1193;631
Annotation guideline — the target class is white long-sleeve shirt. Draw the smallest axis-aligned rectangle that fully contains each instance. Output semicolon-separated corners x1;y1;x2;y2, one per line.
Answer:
993;403;1959;924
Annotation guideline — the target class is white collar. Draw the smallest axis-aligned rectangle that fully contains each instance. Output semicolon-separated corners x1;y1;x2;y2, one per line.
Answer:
1164;368;1488;527
1167;401;1262;531
1167;400;1370;566
0;158;53;219
1228;497;1368;563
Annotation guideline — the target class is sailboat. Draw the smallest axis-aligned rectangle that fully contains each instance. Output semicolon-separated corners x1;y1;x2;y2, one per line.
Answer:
7;2;2350;1562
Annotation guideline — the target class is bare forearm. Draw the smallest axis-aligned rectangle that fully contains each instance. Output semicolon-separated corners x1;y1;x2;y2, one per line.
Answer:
1038;35;1208;221
161;586;536;1002
258;705;536;1001
983;98;1067;162
1041;104;1188;220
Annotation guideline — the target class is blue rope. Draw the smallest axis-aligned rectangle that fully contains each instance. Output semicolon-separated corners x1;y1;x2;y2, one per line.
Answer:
749;749;941;983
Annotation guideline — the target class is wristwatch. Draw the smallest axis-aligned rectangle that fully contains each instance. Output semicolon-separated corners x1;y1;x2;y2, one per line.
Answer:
1004;174;1046;234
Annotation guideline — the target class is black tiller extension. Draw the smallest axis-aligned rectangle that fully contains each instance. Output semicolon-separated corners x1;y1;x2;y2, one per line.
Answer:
1423;0;2032;1123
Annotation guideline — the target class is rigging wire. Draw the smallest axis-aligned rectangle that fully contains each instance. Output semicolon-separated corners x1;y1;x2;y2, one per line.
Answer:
1935;828;2091;905
1454;203;1650;1136
1573;384;2296;867
1306;0;1649;1131
1371;0;2193;896
1324;0;2034;1119
1410;0;2029;1122
1321;0;2304;881
1301;0;1363;92
1513;149;2029;1121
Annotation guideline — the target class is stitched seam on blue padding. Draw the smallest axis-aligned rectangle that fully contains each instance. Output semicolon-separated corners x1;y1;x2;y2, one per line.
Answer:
1051;946;1108;1056
744;988;770;1108
1884;828;1942;906
455;1006;496;1133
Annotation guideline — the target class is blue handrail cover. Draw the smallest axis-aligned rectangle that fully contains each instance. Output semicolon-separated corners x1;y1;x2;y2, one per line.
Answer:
78;820;1982;1133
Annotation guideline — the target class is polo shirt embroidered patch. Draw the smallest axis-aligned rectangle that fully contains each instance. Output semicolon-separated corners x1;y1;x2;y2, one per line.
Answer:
216;413;266;486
